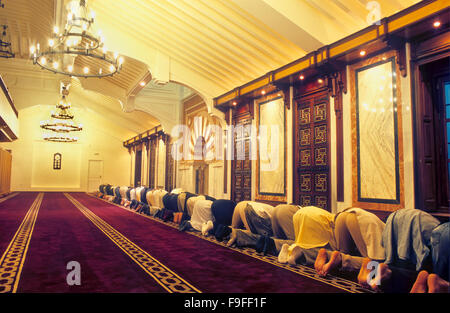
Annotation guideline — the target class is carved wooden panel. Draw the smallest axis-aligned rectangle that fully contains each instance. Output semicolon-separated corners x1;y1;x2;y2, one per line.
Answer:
232;108;252;203
294;88;331;211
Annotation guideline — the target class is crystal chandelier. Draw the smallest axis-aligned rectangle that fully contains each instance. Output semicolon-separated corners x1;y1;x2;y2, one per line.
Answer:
51;94;74;120
40;118;83;133
30;0;123;78
0;25;14;59
41;86;82;142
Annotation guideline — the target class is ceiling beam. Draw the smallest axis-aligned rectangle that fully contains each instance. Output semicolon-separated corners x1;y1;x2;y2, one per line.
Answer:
228;0;324;52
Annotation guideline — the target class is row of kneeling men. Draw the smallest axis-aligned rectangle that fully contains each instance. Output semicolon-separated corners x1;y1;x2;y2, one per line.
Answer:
95;184;449;293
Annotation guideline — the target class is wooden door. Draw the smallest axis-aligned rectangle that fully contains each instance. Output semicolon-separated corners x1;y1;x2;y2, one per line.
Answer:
414;56;450;213
0;148;12;196
88;160;103;192
294;87;331;211
232;109;252;202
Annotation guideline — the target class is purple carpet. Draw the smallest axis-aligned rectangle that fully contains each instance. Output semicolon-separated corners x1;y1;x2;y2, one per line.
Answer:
0;192;38;255
17;192;168;293
70;192;347;293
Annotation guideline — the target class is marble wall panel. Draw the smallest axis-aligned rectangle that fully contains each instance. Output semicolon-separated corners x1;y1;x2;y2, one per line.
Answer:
357;60;399;201
257;96;286;197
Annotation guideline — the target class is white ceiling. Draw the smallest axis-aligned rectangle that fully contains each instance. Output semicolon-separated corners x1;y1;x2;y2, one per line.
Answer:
0;0;421;130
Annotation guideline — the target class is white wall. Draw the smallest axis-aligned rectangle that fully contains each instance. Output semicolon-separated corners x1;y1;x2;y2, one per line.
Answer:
1;104;132;192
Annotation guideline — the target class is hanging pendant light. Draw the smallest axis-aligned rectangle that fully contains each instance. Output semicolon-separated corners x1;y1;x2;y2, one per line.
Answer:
41;86;82;142
30;0;122;78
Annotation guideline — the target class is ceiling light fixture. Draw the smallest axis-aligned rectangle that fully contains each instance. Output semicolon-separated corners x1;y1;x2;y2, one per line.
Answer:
433;21;441;28
43;133;79;143
40;86;82;141
30;0;122;78
40;120;82;133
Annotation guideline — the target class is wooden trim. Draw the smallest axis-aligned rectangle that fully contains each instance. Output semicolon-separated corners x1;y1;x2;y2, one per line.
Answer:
213;0;447;109
327;70;347;203
387;0;447;32
123;125;163;148
329;29;378;58
334;91;344;202
274;58;312;81
0;75;18;118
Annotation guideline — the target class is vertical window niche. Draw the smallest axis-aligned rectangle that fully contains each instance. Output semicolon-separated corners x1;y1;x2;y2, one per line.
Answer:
53;153;62;170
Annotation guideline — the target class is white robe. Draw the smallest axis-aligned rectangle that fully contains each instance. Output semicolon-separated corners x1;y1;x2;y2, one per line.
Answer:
130;188;137;201
344;208;386;260
190;200;214;231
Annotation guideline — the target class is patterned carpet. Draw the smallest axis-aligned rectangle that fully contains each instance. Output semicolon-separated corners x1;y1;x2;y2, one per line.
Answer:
0;192;374;293
80;192;373;294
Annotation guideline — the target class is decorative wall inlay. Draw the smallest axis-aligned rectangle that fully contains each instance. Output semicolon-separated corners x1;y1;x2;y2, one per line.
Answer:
315;147;328;166
315;195;328;210
300;149;312;167
315;173;328;192
299;108;311;125
314;125;327;144
300;128;311;146
300;195;312;207
300;174;312;192
314;103;327;122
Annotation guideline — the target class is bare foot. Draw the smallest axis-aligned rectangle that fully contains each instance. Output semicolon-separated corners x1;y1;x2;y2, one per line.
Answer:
410;270;429;293
357;258;372;289
370;263;392;292
427;274;450;293
278;244;290;264
314;248;328;275
321;251;342;277
226;229;237;247
202;220;214;236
